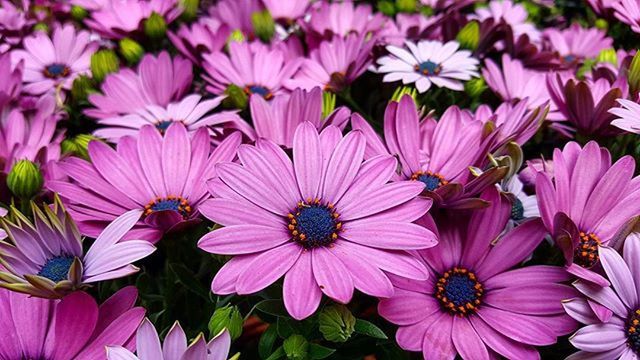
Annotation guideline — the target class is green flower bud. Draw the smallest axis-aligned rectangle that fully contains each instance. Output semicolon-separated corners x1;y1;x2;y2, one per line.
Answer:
62;134;99;160
223;84;248;110
395;0;416;13
391;86;418;104
144;12;167;39
464;77;486;98
33;23;49;33
322;91;336;119
523;1;540;18
251;10;275;43
456;21;480;51
70;5;88;21
577;58;597;80
90;50;120;83
228;29;246;45
119;38;144;65
629;51;640;95
597;48;617;65
71;75;95;102
283;334;308;360
180;0;199;21
377;0;396;16
318;305;356;343
7;160;43;199
420;5;434;16
208;305;243;340
595;18;608;31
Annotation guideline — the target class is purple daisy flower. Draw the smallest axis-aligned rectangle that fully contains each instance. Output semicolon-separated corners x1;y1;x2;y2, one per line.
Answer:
614;0;640;34
167;17;230;65
93;94;252;143
473;100;546;150
379;188;577;359
0;52;23;109
107;318;231;360
536;141;640;286
471;0;541;44
611;99;640;134
351;96;504;209
249;87;351;148
0;197;155;298
0;286;145;359
301;1;386;41
48;123;242;243
564;234;640;359
202;41;302;100
198;122;437;320
0;0;33;51
543;24;613;65
263;0;310;23
209;0;262;37
10;23;98;95
86;52;193;120
377;40;479;93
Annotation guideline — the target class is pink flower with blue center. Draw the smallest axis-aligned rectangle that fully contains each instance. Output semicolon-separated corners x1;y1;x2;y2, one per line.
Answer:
543;23;613;65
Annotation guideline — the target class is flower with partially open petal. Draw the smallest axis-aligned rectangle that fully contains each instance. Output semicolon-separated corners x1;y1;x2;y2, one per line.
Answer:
302;0;385;40
610;98;640;134
107;318;232;360
614;0;640;34
564;233;640;359
471;0;541;44
0;286;145;359
168;16;230;65
379;188;577;359
536;141;640;286
544;24;613;65
48;123;242;243
198;122;437;320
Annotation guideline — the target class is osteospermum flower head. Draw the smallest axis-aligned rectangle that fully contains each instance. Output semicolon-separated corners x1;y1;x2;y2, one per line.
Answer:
0;197;155;298
49;123;243;243
10;23;98;95
377;40;479;93
543;23;613;65
198;122;438;320
472;0;541;43
168;16;230;65
302;0;385;40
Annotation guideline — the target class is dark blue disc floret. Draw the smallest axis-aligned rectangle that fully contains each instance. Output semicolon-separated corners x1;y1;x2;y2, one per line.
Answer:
288;199;342;249
414;60;442;76
38;255;75;282
627;309;640;355
435;267;484;316
511;197;525;221
244;84;273;100
43;63;70;79
411;171;448;191
144;196;192;218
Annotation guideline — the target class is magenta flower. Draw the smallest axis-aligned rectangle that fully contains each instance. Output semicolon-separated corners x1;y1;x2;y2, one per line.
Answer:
352;96;503;209
377;40;478;93
203;41;302;100
48;123;242;243
610;99;640;134
379;189;577;359
198;122;437;320
472;0;541;44
249;87;350;147
302;1;385;40
0;286;145;359
86;52;193;120
543;24;613;64
0;198;155;298
81;0;182;39
473;100;546;149
0;52;22;109
564;234;640;359
209;0;262;37
168;17;230;65
10;23;98;95
614;0;640;34
263;0;310;22
587;0;618;15
0;0;33;51
107;318;231;360
536;141;640;286
93;94;252;143
285;34;373;93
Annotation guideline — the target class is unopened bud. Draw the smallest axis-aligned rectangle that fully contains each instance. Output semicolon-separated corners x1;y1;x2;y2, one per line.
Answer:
319;305;356;343
223;84;248;110
628;51;640;95
456;21;480;51
597;48;617;65
251;10;275;43
119;38;144;65
180;0;199;21
464;77;486;98
322;91;336;119
396;0;416;13
62;134;98;160
7;160;43;199
70;5;88;21
90;50;119;83
144;12;167;39
208;305;243;340
71;75;95;102
391;86;418;104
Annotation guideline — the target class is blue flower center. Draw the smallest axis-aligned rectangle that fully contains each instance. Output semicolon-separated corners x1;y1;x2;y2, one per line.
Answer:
435;267;484;316
511;198;525;221
288;199;341;249
43;63;70;79
626;310;640;354
563;55;576;63
38;256;74;282
144;196;192;218
411;171;448;191
574;231;601;268
414;61;442;75
244;85;273;100
155;120;174;133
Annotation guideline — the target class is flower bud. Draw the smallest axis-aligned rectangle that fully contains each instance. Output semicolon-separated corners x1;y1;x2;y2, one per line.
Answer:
180;0;199;21
208;305;243;340
70;5;88;21
318;305;356;343
597;48;617;65
90;50;119;83
228;29;246;45
283;334;308;360
629;51;640;95
223;84;248;110
377;1;396;16
144;12;167;40
391;86;418;104
62;134;98;160
595;18;608;31
464;77;486;98
33;23;49;33
7;160;43;199
322;91;336;119
71;75;95;102
456;21;480;51
119;38;144;65
251;10;275;43
395;0;416;13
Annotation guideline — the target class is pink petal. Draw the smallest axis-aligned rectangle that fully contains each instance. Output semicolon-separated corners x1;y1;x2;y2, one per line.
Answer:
452;316;489;360
52;291;99;360
236;243;302;294
198;225;290;255
284;252;322;320
312;247;354;304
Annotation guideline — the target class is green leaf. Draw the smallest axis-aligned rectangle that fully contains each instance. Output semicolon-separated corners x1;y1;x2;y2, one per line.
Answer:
255;299;289;317
265;346;286;360
168;263;209;299
354;319;388;339
308;344;336;359
259;325;279;359
276;317;296;339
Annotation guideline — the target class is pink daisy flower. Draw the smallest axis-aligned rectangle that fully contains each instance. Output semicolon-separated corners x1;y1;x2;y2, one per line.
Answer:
86;52;193;120
564;233;640;359
209;0;263;37
48;123;243;243
0;198;155;298
93;94;252;143
610;99;640;134
543;24;613;64
168;17;230;65
302;1;386;40
0;52;23;109
0;0;32;51
473;100;546;150
202;41;302;100
263;0;310;22
249;87;351;148
614;0;640;34
285;34;374;93
0;286;145;359
198;122;437;320
10;23;98;95
472;0;541;43
379;188;576;359
536;141;640;286
107;319;231;360
377;40;479;93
